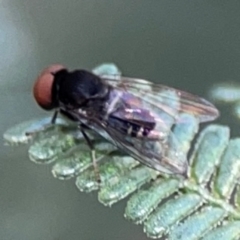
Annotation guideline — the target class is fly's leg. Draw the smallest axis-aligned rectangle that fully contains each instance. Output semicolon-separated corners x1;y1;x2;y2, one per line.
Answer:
80;124;101;185
26;110;59;136
51;110;59;124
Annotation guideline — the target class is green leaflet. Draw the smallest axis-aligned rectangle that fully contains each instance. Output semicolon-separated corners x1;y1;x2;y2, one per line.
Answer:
169;206;226;240
125;178;180;224
144;193;203;238
201;221;240;240
209;82;240;120
76;156;138;193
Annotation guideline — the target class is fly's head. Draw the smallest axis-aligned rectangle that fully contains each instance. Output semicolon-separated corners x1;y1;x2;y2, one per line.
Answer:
33;64;109;113
33;64;66;110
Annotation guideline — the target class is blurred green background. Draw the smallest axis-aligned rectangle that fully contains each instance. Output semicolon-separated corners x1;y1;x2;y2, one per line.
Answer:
1;1;240;240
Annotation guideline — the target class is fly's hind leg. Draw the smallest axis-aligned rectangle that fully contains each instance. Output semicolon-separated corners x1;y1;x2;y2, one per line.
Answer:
53;111;101;184
80;124;101;185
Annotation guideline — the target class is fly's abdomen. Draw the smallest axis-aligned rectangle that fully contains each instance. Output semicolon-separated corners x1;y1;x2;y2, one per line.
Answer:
107;116;156;138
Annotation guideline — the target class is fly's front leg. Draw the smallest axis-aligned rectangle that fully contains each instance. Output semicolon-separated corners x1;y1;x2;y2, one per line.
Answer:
80;124;101;185
26;110;59;136
51;110;59;124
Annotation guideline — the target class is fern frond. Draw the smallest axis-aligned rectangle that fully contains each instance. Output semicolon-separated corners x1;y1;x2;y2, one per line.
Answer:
4;113;240;240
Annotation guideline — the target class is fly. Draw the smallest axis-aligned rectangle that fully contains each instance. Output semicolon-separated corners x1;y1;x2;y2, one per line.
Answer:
33;64;219;181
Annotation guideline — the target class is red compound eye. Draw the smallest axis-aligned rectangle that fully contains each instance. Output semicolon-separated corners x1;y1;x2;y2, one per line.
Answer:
33;64;66;110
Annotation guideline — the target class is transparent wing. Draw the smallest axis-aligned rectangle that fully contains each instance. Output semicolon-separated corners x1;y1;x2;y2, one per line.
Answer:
102;75;219;123
88;118;188;176
67;108;188;176
116;125;187;175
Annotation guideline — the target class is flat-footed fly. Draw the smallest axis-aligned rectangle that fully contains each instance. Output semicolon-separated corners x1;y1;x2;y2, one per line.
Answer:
33;64;219;179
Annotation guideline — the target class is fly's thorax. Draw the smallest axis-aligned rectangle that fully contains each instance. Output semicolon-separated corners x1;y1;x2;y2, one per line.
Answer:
52;69;109;109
